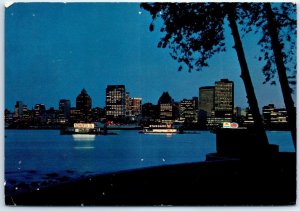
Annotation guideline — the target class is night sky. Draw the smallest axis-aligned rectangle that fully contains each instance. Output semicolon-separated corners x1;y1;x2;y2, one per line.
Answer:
5;3;295;111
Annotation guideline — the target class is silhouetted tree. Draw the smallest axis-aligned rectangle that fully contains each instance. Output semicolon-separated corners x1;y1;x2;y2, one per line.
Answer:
141;2;269;145
238;3;296;149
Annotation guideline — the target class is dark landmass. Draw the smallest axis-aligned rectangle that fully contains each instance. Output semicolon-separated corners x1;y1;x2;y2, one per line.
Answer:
6;152;296;206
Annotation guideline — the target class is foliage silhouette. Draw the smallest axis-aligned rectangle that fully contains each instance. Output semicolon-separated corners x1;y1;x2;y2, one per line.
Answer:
141;2;269;146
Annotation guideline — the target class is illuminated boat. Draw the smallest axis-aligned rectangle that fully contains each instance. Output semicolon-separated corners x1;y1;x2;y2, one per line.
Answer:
61;123;103;135
141;124;179;134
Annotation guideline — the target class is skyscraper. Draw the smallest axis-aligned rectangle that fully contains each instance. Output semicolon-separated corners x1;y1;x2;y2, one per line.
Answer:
105;85;126;120
76;88;92;114
59;99;71;119
158;92;174;122
130;98;142;117
214;79;234;117
179;99;197;122
208;79;234;127
198;86;214;116
14;101;23;117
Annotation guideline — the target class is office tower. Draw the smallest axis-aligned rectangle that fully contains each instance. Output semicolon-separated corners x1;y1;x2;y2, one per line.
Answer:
214;79;234;118
262;104;288;129
59;99;71;119
234;106;242;117
105;85;126;120
158;92;174;122
14;101;23;117
142;103;159;120
130;98;142;116
199;86;214;116
34;104;46;117
76;88;92;114
125;92;130;116
198;86;214;127
179;99;197;122
34;104;46;124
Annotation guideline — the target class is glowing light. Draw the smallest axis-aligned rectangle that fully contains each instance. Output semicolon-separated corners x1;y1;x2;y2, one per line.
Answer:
74;123;95;129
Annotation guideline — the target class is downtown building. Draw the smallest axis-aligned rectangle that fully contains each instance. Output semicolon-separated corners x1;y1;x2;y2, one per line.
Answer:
74;88;92;122
209;79;234;127
105;85;126;121
179;98;198;123
125;92;142;119
262;104;288;130
158;92;175;124
58;99;71;124
198;86;214;128
76;88;92;113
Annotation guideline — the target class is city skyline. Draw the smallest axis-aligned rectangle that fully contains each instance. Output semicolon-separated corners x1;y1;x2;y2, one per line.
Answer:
6;80;287;112
5;3;296;111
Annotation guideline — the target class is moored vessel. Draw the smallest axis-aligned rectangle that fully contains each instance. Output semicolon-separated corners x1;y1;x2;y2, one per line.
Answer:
141;124;180;134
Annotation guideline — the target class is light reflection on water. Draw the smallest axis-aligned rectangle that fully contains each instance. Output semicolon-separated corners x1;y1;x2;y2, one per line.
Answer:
4;130;294;192
72;134;96;141
72;134;96;149
5;130;294;175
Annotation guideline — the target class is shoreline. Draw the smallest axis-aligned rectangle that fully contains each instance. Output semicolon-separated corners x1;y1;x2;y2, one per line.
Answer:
5;152;296;206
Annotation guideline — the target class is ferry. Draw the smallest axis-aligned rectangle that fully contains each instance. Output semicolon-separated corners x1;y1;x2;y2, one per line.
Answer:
141;124;181;134
60;123;117;135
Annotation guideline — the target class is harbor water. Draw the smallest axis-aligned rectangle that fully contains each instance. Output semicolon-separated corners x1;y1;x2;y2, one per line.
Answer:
4;130;294;193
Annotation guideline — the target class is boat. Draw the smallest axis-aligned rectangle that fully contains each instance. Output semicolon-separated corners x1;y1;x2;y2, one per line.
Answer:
60;123;117;135
140;124;180;134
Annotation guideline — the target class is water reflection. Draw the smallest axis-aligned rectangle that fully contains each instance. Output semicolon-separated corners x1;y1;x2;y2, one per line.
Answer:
72;134;96;141
72;134;95;150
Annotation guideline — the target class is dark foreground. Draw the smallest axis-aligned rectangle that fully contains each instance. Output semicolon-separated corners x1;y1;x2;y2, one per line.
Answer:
6;152;296;206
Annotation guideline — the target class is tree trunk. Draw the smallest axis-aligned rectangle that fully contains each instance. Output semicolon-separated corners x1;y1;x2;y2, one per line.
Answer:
227;4;269;146
264;3;296;150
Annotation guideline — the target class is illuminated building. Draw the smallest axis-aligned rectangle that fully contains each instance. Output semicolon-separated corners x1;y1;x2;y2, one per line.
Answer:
130;98;142;117
142;103;159;121
76;89;92;114
214;79;234;117
59;99;71;119
14;101;23;117
105;85;126;120
158;92;174;123
198;86;214;127
262;104;288;129
198;86;214;117
211;79;234;126
58;99;71;123
179;99;197;122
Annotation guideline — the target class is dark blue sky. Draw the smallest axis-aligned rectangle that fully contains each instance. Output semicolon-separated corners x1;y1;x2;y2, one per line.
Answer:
5;3;295;111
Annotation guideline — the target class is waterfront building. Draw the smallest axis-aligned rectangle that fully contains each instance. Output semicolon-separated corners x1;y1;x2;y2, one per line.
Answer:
262;104;288;129
59;99;71;121
33;104;46;124
125;92;131;116
234;106;242;117
179;99;197;122
46;107;57;125
76;89;92;114
69;108;83;123
198;86;214;126
198;86;214;116
14;101;23;117
213;79;234;126
142;103;159;121
242;108;254;126
105;85;126;120
130;97;142;117
214;79;234;117
5;109;14;127
158;92;174;123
